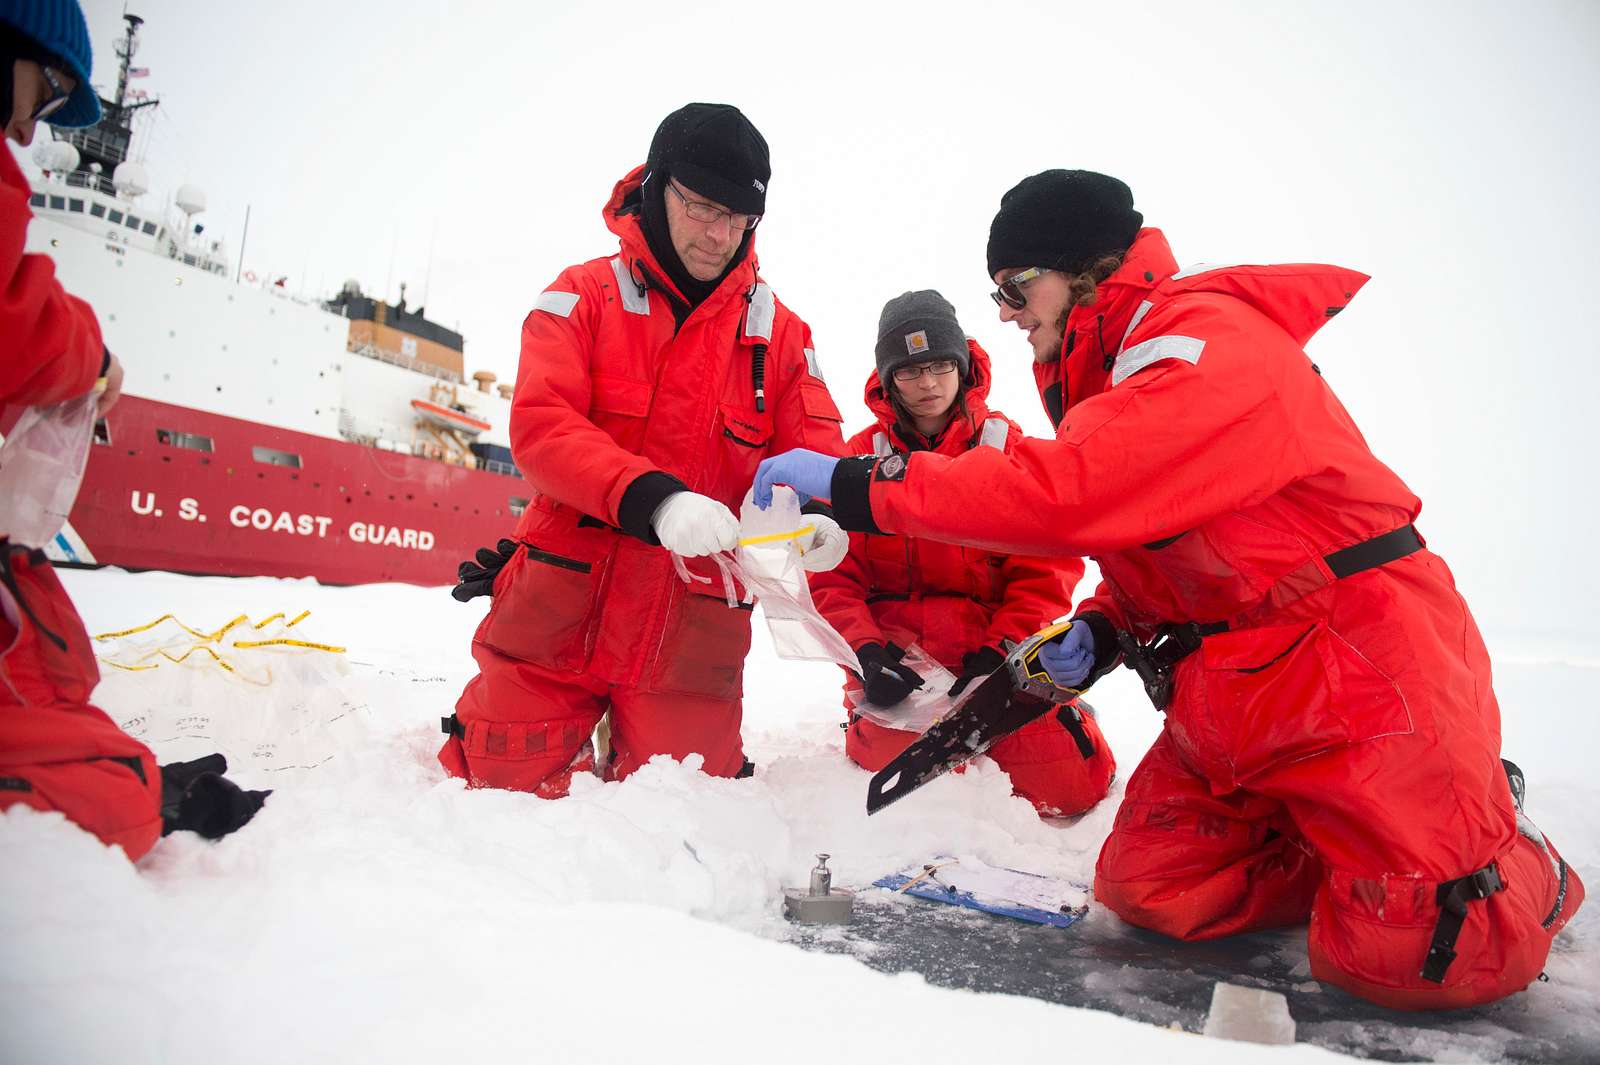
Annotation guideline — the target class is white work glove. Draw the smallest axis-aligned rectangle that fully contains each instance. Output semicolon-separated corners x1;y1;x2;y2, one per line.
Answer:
651;491;740;557
795;513;849;573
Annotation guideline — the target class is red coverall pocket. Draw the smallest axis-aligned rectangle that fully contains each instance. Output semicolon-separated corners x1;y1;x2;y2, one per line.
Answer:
647;590;754;700
480;544;608;672
1199;620;1413;786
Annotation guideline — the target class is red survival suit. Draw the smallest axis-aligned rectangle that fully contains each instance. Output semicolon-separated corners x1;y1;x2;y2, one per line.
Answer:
809;340;1112;816
440;166;847;793
1;145;163;859
827;229;1582;1009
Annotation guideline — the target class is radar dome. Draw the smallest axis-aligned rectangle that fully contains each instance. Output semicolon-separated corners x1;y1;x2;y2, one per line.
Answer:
33;140;79;172
175;184;207;215
113;161;150;198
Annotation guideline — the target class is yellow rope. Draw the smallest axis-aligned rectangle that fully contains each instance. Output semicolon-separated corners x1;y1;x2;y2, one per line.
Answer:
92;609;338;682
232;638;347;653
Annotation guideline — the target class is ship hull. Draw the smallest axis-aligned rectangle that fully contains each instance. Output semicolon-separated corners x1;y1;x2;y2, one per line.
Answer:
70;396;526;586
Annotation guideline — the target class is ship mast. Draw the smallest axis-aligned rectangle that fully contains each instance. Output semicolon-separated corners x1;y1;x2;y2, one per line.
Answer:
61;13;160;195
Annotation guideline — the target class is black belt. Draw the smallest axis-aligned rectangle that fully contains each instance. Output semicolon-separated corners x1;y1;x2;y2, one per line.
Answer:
1119;524;1423;711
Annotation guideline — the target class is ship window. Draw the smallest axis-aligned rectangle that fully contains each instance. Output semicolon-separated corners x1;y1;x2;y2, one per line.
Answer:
108;209;123;224
89;202;106;218
509;496;529;517
142;221;158;236
49;195;66;210
124;214;141;230
156;428;214;452
30;193;45;207
68;198;85;213
251;446;302;469
93;419;112;446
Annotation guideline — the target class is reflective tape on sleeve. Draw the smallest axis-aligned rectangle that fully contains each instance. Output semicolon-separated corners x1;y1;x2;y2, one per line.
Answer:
610;257;651;316
1170;262;1239;281
534;291;580;318
871;430;891;456
978;416;1009;450
745;282;776;341
1111;335;1206;386
804;347;824;380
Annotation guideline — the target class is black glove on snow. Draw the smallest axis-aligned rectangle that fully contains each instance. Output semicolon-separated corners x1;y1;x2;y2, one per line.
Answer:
160;753;271;840
452;538;519;602
949;645;1006;699
854;642;925;708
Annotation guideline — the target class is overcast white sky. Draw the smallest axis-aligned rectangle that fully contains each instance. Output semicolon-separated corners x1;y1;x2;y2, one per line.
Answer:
48;0;1600;643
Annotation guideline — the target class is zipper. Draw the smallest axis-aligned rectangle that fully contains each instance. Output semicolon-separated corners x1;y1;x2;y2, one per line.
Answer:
525;546;592;574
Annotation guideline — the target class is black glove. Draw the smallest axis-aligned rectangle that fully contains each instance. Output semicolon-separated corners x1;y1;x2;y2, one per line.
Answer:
159;753;270;840
854;642;925;708
452;538;519;602
949;645;1006;699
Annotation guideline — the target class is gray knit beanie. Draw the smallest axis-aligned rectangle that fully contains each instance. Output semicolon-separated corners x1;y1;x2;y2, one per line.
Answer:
874;290;969;388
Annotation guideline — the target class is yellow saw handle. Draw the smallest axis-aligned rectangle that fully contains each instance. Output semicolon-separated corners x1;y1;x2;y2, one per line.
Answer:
1006;619;1084;703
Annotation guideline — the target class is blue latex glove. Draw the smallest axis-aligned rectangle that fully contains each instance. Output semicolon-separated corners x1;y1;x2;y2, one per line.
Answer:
1036;620;1096;688
753;449;840;510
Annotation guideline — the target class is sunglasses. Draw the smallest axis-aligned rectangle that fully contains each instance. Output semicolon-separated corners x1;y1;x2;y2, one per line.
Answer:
31;66;72;122
990;267;1052;310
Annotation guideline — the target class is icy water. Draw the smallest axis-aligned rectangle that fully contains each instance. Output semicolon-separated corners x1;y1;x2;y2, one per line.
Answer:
783;892;1594;1064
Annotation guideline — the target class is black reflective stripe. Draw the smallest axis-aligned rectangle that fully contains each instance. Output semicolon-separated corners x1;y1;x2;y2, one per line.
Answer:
525;546;592;574
1325;524;1422;579
1422;863;1503;984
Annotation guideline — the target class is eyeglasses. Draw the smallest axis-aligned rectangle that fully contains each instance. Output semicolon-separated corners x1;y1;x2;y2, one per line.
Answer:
891;358;960;382
31;67;72;123
667;181;761;231
990;267;1052;310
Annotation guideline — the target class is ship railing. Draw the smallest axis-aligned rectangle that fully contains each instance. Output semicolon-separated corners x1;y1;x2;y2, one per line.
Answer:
346;340;463;384
481;458;523;479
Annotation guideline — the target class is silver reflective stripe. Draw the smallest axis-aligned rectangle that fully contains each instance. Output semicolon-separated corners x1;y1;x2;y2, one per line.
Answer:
534;290;579;318
1112;335;1205;386
803;347;823;380
1118;299;1154;353
872;431;892;456
610;257;650;316
745;282;776;341
1170;262;1239;281
978;416;1008;450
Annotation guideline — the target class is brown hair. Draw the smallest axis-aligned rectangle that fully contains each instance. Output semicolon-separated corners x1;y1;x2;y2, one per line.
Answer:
886;371;975;442
1063;252;1127;310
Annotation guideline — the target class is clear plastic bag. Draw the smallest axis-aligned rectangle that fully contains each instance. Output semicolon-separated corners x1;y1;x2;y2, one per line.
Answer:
0;391;97;548
843;644;961;733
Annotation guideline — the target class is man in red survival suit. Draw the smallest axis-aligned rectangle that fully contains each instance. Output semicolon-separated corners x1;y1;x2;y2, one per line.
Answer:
440;104;849;794
2;0;266;858
754;170;1582;1010
807;289;1113;817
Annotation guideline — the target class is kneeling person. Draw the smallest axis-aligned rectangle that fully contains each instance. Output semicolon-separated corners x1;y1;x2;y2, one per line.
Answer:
807;291;1113;817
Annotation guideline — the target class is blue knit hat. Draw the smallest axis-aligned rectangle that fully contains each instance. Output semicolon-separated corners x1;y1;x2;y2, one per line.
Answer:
1;0;101;128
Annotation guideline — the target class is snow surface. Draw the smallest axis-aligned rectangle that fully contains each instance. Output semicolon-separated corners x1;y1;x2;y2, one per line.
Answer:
3;565;1597;1064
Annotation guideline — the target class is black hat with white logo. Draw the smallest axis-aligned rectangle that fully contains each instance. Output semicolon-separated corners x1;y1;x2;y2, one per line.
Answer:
647;103;770;216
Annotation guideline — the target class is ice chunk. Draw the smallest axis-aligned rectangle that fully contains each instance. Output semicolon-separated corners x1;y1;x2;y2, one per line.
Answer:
1201;981;1296;1045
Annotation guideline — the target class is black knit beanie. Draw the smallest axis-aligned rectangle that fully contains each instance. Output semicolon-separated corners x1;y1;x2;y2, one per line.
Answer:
985;170;1143;279
647;102;770;216
874;290;970;388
